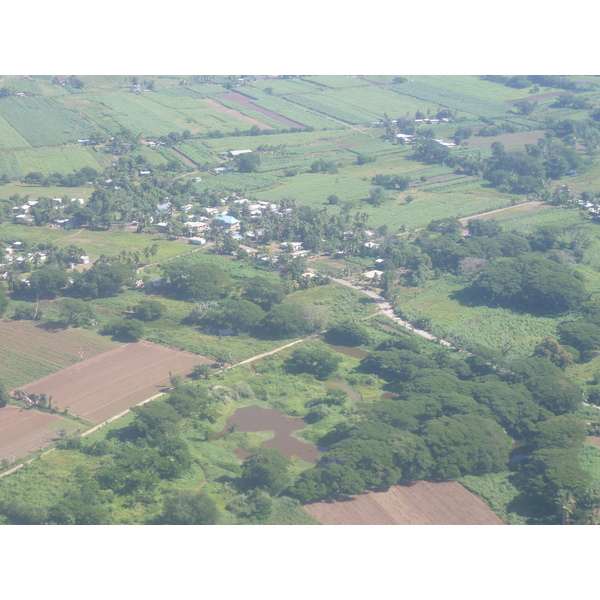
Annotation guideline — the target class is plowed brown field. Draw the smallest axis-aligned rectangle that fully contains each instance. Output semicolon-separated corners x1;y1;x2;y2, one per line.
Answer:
0;320;121;390
0;405;72;462
200;98;273;129
304;481;505;525
23;341;211;423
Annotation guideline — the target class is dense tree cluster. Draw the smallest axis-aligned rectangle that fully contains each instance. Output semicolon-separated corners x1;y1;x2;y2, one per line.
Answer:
469;254;586;313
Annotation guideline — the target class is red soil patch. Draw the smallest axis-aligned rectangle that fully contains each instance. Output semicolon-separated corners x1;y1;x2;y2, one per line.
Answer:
0;405;69;462
586;436;600;450
221;91;306;130
200;98;273;130
23;341;211;424
304;480;505;525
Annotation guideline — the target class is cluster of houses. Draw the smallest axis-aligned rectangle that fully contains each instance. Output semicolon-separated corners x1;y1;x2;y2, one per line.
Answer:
0;241;46;271
393;133;456;147
0;241;91;283
578;197;600;216
12;197;85;225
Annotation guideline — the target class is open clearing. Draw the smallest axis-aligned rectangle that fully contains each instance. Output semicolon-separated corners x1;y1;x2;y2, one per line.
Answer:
0;405;73;462
304;480;505;525
0;320;121;391
23;340;211;423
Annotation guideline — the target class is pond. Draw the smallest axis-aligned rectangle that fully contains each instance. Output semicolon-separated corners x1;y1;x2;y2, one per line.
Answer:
224;406;320;464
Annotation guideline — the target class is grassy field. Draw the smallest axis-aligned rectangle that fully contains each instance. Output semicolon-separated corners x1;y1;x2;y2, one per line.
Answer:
392;276;561;355
0;223;202;263
0;97;98;147
0;146;109;179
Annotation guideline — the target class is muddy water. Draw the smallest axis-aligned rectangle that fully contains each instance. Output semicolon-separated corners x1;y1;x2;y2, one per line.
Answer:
327;344;369;360
225;406;320;464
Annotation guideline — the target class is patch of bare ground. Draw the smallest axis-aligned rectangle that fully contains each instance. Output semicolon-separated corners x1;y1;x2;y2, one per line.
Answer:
200;98;274;129
586;436;600;450
0;406;70;462
221;91;306;130
304;481;505;525
23;341;211;423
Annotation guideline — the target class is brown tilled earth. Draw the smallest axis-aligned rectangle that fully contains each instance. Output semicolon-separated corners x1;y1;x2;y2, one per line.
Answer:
200;98;273;129
23;341;211;423
0;405;71;462
304;481;505;525
221;91;306;130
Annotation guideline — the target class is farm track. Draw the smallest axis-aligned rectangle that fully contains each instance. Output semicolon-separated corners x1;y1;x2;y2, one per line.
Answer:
458;200;544;224
168;147;197;169
328;276;453;348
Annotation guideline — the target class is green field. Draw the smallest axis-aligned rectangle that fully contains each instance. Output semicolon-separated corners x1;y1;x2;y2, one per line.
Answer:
0;146;109;179
0;97;98;147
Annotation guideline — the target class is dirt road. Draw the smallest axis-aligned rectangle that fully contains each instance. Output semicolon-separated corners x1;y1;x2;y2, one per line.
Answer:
329;277;453;347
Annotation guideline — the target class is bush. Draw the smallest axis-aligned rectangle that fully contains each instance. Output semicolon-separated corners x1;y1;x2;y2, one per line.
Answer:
287;344;343;380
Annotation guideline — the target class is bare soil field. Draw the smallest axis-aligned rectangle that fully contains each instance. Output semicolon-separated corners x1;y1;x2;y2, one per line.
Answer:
221;91;306;130
200;98;273;130
23;341;211;423
0;320;121;390
304;481;505;525
0;405;72;462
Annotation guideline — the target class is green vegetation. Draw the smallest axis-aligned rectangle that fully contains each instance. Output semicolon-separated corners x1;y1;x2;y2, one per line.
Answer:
3;75;600;526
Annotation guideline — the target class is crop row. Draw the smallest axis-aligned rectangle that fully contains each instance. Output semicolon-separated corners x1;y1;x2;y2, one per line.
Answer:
391;82;511;119
0;146;106;178
175;141;217;165
249;93;342;129
0;98;97;147
282;93;378;125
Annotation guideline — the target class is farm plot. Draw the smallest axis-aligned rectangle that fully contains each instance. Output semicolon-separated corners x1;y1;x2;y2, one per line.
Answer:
304;480;505;525
221;91;306;130
0;146;107;179
0;320;121;390
200;98;274;130
391;81;511;120
468;129;546;151
23;341;212;423
0;115;32;150
0;406;75;463
0;97;98;147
